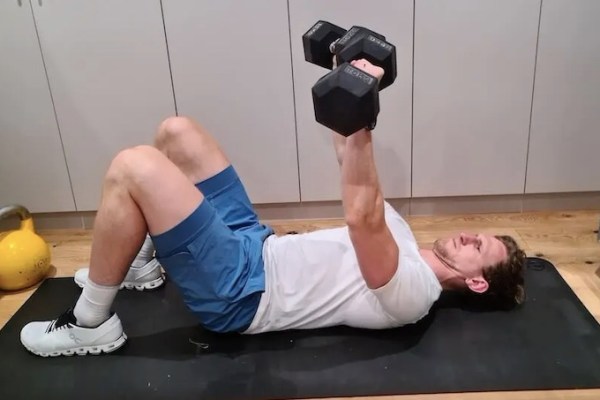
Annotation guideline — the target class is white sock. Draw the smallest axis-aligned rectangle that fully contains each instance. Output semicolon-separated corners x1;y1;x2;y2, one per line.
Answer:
132;234;155;268
73;279;119;327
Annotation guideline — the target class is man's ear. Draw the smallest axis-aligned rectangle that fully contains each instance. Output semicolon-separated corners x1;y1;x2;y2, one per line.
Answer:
465;276;489;294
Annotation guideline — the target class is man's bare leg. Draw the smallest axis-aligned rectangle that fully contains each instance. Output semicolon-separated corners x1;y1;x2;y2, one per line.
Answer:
74;145;203;326
90;145;203;284
20;144;209;356
74;116;234;291
119;116;233;278
69;115;239;292
154;116;231;184
21;116;254;356
88;116;228;287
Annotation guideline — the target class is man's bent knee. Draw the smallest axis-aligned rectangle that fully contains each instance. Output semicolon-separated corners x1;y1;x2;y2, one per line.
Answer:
155;116;199;148
106;145;163;189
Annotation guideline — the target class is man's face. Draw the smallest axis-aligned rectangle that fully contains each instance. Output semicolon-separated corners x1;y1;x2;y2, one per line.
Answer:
433;233;508;290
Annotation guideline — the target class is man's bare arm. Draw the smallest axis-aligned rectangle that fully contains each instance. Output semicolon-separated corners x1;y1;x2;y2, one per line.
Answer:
332;133;346;167
340;129;399;289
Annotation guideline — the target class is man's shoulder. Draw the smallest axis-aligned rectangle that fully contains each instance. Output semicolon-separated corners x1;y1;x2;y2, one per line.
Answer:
383;201;418;244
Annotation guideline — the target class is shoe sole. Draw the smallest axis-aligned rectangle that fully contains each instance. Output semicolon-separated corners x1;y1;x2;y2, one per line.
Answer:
75;275;165;291
23;333;128;357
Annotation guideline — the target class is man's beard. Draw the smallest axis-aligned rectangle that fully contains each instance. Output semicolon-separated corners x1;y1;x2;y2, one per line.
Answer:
433;238;454;269
433;238;449;259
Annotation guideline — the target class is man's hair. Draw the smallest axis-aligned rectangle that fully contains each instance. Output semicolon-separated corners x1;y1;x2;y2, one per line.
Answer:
478;235;526;310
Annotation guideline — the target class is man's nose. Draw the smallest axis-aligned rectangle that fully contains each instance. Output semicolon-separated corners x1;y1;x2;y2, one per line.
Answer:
460;233;477;245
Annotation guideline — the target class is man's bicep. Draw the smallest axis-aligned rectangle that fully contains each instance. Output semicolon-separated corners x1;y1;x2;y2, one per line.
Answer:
348;222;399;289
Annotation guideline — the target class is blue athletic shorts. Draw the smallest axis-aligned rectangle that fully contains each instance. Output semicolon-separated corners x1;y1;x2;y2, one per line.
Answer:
150;166;273;333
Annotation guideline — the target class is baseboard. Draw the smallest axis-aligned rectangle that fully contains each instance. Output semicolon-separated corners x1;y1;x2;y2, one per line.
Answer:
409;194;523;216
0;212;85;231
254;198;411;220
1;192;598;231
522;192;600;212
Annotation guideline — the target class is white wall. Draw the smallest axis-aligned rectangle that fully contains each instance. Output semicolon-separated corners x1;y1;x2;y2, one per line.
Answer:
289;0;414;201
412;0;540;197
526;0;600;193
162;0;299;204
0;0;74;213
31;0;175;211
1;0;599;215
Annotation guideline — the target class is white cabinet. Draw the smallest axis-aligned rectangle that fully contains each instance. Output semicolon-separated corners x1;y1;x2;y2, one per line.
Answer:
526;0;600;193
0;0;74;213
161;0;299;204
3;0;598;216
31;0;175;211
412;0;540;197
289;0;414;201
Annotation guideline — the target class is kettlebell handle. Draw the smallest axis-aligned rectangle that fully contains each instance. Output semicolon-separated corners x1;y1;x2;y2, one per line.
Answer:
0;204;35;232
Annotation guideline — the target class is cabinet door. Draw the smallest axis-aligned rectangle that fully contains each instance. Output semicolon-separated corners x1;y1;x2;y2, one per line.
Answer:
0;0;74;213
526;0;600;193
31;0;175;211
162;0;299;204
290;0;414;201
412;0;540;197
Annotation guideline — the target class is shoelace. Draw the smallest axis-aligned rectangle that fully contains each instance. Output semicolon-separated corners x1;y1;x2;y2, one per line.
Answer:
45;309;75;333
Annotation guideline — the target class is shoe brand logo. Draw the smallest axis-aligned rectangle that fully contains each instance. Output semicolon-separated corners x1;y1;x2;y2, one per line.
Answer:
69;333;82;344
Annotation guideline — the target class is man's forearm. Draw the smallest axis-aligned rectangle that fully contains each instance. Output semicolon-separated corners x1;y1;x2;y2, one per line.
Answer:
332;132;346;167
341;129;383;226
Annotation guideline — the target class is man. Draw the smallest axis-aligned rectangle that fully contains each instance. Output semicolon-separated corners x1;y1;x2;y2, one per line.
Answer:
20;60;526;357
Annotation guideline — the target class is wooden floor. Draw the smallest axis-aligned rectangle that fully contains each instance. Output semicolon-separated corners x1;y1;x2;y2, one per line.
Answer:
1;209;600;399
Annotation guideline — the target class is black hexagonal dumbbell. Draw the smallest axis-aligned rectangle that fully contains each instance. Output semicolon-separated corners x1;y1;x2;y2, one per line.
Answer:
302;21;397;89
333;26;396;90
303;21;396;136
312;62;380;137
302;21;346;70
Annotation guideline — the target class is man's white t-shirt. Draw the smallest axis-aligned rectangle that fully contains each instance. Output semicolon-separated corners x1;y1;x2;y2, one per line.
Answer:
243;202;442;334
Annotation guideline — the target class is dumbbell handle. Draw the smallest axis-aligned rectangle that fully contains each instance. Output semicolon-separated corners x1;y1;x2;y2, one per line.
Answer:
328;39;340;55
330;26;387;58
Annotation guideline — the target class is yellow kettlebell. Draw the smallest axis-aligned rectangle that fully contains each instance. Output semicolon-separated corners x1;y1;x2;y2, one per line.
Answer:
0;205;51;291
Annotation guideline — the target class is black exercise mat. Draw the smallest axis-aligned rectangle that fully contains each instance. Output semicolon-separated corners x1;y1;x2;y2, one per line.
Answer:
1;257;599;400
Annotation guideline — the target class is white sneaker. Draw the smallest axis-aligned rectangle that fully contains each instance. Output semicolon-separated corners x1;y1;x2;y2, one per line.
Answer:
20;308;127;357
74;258;165;291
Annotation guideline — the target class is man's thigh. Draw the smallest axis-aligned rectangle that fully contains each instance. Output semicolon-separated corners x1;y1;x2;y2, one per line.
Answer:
156;117;262;232
156;116;231;185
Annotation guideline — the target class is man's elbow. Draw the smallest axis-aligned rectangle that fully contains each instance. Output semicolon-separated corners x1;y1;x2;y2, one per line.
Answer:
345;193;385;229
345;210;384;231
